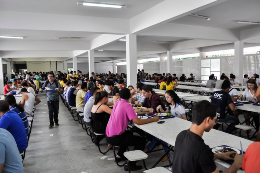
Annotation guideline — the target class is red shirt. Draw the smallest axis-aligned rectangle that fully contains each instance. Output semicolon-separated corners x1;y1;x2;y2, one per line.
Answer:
4;85;10;95
142;92;165;111
242;142;260;173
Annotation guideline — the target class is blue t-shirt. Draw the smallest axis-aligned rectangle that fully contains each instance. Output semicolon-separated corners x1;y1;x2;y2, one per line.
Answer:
0;111;28;152
0;129;23;173
68;88;76;107
10;107;29;135
85;91;92;104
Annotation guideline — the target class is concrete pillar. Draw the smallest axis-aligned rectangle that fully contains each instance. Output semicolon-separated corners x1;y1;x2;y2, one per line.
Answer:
6;61;11;81
88;50;95;75
160;54;166;61
113;60;116;74
234;41;244;83
0;58;5;95
126;34;137;87
200;52;207;58
73;57;77;72
167;51;172;74
63;61;68;73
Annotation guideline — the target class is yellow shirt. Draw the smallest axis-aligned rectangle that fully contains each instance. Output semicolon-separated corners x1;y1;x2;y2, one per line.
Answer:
73;74;78;78
160;82;166;90
35;80;39;89
166;81;175;91
76;90;86;108
59;80;65;87
67;74;72;78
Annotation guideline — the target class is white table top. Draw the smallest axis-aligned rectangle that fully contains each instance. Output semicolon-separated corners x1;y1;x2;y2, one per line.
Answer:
135;118;252;172
183;95;211;102
153;89;199;98
142;82;158;86
15;97;22;104
178;82;206;87
236;103;260;112
232;86;246;89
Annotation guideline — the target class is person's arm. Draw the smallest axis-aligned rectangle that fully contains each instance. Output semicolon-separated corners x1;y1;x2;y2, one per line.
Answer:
102;105;112;114
20;94;27;107
0;143;5;173
132;116;159;125
182;114;187;120
156;105;169;113
228;103;235;112
34;96;41;106
214;153;244;173
256;86;260;101
0;163;3;173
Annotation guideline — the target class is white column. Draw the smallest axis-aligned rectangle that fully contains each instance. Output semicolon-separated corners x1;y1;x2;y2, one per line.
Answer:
6;61;11;81
167;51;172;74
63;61;67;73
126;34;137;87
234;41;244;83
0;58;5;95
88;50;95;75
113;60;116;74
73;57;77;72
200;52;206;58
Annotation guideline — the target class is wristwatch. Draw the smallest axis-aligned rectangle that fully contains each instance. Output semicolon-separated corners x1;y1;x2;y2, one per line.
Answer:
140;109;143;112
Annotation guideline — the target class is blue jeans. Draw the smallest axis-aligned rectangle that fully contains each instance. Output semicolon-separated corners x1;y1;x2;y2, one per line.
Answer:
147;138;169;154
214;114;239;134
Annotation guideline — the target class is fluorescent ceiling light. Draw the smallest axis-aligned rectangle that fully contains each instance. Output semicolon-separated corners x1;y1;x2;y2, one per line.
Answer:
189;13;210;20
0;36;24;39
154;41;172;43
98;50;103;51
119;38;126;41
78;2;124;8
238;21;260;25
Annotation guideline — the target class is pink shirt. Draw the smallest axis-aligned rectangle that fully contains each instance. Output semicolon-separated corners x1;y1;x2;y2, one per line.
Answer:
106;99;138;137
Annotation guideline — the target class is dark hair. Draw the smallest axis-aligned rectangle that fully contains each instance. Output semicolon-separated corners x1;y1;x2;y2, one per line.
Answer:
119;79;124;84
0;101;9;113
7;81;12;84
87;82;94;90
220;74;226;80
119;88;131;100
244;74;248;78
48;73;54;77
192;100;218;125
5;95;24;112
173;74;176;76
98;81;104;85
128;85;134;89
221;80;231;90
165;90;182;107
209;75;214;80
72;81;78;86
21;88;27;92
230;74;235;79
91;87;100;95
66;81;71;86
166;76;173;85
136;83;144;90
94;91;108;105
81;82;87;89
106;81;114;87
247;79;258;91
142;85;153;93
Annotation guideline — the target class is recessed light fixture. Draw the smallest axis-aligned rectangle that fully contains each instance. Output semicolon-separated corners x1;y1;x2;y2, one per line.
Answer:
98;50;103;51
77;2;125;8
189;13;211;20
154;41;172;43
0;36;24;39
119;38;126;41
238;21;260;25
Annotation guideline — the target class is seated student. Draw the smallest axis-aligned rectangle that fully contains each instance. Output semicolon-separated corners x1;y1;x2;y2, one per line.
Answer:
172;74;178;81
242;142;260;173
67;81;78;107
5;95;29;135
106;88;159;171
206;75;216;88
215;74;226;89
188;73;195;80
32;78;39;91
76;82;87;112
0;129;23;173
158;76;164;83
0;101;27;152
133;83;145;106
172;100;244;173
98;81;105;91
142;85;165;111
117;79;126;89
72;71;77;78
58;77;65;89
211;80;239;134
4;81;15;95
230;74;242;86
243;74;249;86
84;87;100;126
159;78;167;90
179;74;186;81
91;91;112;144
165;76;177;91
21;82;35;96
63;81;71;100
20;88;40;116
106;81;119;96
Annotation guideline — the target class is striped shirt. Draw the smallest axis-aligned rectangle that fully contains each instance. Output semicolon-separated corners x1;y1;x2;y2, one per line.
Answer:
10;107;29;135
134;93;145;104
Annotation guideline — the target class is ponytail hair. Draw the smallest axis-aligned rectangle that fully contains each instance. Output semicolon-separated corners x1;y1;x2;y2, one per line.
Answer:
94;91;108;105
5;95;25;112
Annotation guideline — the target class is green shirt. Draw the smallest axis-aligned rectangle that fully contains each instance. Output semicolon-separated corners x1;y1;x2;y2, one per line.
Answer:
34;75;42;83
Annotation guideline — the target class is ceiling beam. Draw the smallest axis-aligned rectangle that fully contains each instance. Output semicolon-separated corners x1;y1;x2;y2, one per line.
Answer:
90;34;125;50
241;26;260;41
2;51;73;58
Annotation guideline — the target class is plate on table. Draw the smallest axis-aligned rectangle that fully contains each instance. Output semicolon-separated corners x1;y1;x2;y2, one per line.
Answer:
212;146;240;155
155;113;168;117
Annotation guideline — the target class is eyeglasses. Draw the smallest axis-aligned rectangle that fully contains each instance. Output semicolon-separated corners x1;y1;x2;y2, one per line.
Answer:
165;96;170;99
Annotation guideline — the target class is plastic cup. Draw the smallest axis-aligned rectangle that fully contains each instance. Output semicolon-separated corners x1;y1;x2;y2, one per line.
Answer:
234;97;238;102
149;109;153;115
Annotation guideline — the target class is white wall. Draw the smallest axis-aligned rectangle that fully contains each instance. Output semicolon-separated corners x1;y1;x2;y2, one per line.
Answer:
95;62;113;74
68;62;89;74
117;65;126;74
27;61;51;72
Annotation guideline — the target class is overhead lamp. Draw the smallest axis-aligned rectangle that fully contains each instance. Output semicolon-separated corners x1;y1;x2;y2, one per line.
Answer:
154;41;172;43
238;21;260;25
98;50;103;51
189;13;211;20
119;38;126;41
0;36;24;39
77;2;125;8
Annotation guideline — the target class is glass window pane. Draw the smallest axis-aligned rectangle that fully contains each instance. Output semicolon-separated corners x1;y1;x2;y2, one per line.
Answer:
211;59;220;71
201;68;210;76
201;76;209;80
201;59;210;67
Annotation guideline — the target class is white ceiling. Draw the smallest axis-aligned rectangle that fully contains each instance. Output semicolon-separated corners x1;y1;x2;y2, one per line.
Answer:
0;29;100;41
0;0;164;19
137;36;188;43
170;0;260;30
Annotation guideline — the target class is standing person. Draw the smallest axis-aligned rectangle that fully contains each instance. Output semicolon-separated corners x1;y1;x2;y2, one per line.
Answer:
0;129;23;173
42;73;61;128
171;100;244;173
24;71;30;81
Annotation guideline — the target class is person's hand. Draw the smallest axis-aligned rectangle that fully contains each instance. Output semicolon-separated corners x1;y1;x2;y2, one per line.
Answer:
156;105;162;112
239;94;243;100
249;98;255;101
135;109;140;113
233;154;244;169
219;151;236;160
135;101;139;105
152;116;159;122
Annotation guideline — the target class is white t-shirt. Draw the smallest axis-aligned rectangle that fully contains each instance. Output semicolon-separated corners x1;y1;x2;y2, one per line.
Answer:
242;88;256;101
169;103;185;119
229;88;238;97
103;85;111;93
243;78;249;86
231;78;241;85
27;87;35;96
25;74;30;80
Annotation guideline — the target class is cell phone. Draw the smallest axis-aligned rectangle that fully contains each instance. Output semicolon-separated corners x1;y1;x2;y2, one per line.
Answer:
157;121;165;124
